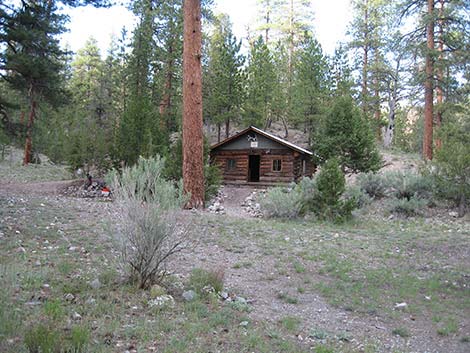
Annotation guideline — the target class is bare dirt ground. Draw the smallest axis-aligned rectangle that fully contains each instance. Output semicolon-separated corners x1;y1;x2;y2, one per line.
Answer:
1;176;468;352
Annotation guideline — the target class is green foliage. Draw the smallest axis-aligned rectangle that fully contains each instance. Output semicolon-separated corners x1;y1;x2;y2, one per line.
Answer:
205;14;245;134
189;268;224;295
295;176;318;213
68;325;90;352
111;156;186;289
315;158;345;208
204;163;222;202
113;155;184;210
432;118;470;215
260;186;302;219
244;36;276;127
357;172;388;199
388;197;427;217
24;323;60;353
330;44;354;96
164;136;183;181
313;158;356;221
392;327;410;338
314;96;382;173
279;316;301;333
23;323;90;353
1;1;67;105
165;136;220;201
260;164;358;222
343;185;372;208
117;97;167;166
292;34;330;136
44;300;65;321
386;171;433;200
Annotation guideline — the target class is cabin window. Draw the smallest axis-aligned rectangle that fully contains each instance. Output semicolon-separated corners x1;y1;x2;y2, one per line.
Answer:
227;159;236;170
272;159;282;171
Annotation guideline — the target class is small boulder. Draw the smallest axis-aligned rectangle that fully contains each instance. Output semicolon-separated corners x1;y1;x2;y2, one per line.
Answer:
90;278;101;290
219;291;229;300
182;290;197;302
72;311;82;320
394;302;408;310
239;321;249;327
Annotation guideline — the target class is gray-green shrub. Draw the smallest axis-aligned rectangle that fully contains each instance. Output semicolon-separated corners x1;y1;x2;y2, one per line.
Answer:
388;197;427;217
343;185;372;208
260;186;302;219
296;176;318;213
386;171;433;200
357;172;388;199
111;156;188;289
432;119;470;216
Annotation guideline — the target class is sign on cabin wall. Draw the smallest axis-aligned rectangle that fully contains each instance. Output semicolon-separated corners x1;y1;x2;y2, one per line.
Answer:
219;132;283;150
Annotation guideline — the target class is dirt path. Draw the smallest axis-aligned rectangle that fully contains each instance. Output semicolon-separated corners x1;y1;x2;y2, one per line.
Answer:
218;186;257;217
0;179;80;196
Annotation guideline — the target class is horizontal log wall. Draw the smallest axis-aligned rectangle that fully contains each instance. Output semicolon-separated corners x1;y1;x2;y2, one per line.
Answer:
212;151;248;183
211;149;300;184
259;154;294;183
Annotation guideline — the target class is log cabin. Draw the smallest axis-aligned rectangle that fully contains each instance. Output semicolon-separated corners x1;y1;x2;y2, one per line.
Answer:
210;126;315;185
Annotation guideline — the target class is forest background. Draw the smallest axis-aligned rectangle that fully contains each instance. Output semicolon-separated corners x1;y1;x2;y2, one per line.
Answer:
0;0;469;181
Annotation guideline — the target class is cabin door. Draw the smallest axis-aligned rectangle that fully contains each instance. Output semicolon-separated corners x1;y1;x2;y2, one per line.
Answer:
248;155;260;182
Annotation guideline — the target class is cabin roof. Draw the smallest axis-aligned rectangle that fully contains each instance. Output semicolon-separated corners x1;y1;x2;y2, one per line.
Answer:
210;126;313;156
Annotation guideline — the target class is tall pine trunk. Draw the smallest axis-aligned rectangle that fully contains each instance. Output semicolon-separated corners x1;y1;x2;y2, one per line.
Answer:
435;0;444;150
225;119;230;139
182;0;204;209
23;92;36;166
362;0;369;115
423;0;434;160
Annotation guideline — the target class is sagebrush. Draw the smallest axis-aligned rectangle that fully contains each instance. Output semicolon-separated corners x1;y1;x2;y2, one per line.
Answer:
111;156;188;289
260;186;302;219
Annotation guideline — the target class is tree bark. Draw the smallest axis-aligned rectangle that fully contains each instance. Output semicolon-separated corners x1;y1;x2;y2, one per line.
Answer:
423;0;434;160
383;93;396;148
458;193;466;218
362;0;369;115
435;0;444;150
225;119;230;139
182;0;204;209
23;99;36;166
383;60;400;149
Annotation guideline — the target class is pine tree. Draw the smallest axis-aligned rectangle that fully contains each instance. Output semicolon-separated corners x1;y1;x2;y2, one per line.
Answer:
349;0;390;124
182;0;204;208
331;44;355;97
396;0;470;159
244;36;276;128
292;35;329;143
314;96;382;173
116;0;165;165
155;0;183;133
205;14;245;141
0;0;67;165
